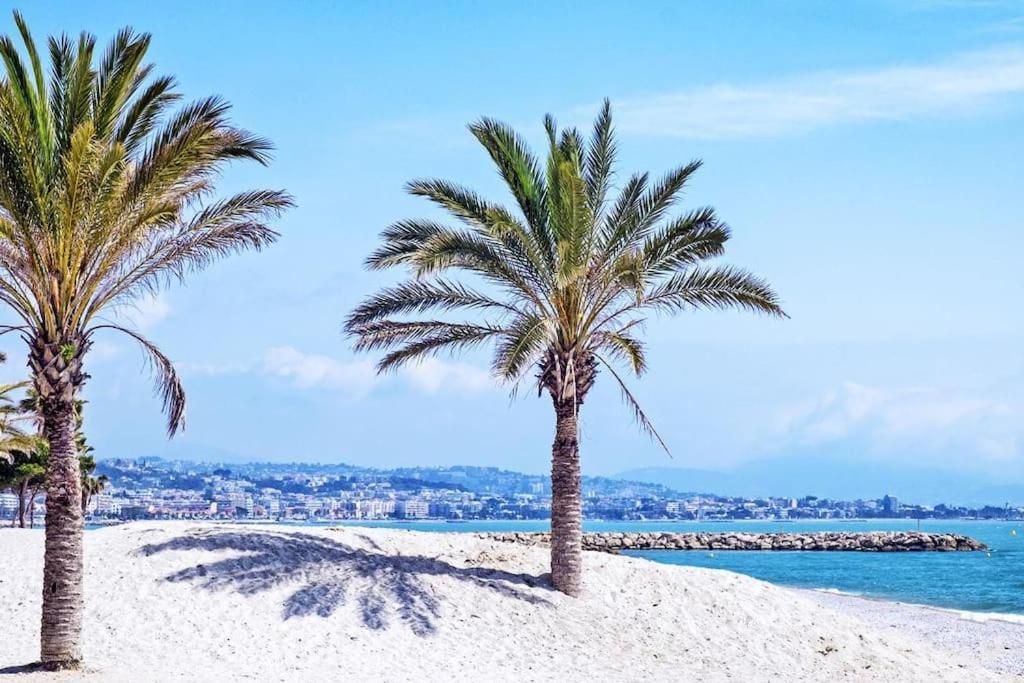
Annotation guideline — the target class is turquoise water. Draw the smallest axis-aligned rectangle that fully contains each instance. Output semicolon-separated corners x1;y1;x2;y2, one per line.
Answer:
329;518;1024;616
88;518;1024;615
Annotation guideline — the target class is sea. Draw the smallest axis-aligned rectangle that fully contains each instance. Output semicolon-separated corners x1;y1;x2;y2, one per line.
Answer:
90;518;1024;617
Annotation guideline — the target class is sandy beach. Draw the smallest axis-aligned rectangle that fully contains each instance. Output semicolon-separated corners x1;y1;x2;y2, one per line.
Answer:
0;523;1014;681
798;588;1024;678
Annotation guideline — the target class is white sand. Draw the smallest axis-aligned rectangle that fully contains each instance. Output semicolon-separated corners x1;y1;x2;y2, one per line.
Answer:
0;523;1007;681
798;588;1024;678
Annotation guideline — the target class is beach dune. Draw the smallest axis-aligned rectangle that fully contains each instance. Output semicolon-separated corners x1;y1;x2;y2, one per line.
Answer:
0;523;1002;681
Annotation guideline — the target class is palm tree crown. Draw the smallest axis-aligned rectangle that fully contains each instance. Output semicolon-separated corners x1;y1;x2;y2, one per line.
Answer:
346;100;785;444
0;13;292;431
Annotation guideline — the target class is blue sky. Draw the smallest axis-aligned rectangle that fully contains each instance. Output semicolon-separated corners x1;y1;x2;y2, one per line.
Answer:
0;1;1022;484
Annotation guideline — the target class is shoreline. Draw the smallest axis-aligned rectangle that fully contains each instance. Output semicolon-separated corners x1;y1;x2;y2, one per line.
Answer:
797;587;1024;677
802;586;1024;625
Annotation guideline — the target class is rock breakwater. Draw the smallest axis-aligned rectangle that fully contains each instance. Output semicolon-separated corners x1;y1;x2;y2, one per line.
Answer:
480;531;986;552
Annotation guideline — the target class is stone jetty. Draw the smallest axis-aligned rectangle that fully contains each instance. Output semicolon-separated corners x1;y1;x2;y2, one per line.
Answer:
480;531;986;552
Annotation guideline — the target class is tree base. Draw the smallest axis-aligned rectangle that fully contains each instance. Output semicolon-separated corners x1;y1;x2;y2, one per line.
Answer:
0;660;80;675
40;659;82;672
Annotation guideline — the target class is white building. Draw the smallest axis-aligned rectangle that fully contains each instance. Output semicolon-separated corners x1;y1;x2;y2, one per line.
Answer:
355;499;395;519
397;499;430;519
92;493;121;515
0;491;18;517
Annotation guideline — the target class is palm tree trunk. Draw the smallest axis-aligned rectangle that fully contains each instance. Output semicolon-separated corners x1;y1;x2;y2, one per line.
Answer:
550;398;582;596
39;396;83;669
29;487;40;528
17;480;27;528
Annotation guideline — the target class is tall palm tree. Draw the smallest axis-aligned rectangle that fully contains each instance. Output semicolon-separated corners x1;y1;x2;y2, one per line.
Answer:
345;101;785;596
0;15;291;668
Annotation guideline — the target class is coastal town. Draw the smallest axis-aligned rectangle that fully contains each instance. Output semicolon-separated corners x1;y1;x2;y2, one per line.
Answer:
3;457;1017;525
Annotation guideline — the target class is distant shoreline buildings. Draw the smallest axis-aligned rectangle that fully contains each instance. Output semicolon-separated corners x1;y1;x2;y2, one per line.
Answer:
14;457;1013;525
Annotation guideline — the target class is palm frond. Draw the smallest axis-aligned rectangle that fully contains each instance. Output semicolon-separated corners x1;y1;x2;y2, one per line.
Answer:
639;207;726;271
492;314;549;382
365;219;448;270
346;279;523;328
348;320;505;354
468;117;548;240
592;329;646;375
92;189;291;312
87;324;184;436
599;171;647;252
374;324;503;373
644;265;788;317
594;353;670;456
584;98;616;217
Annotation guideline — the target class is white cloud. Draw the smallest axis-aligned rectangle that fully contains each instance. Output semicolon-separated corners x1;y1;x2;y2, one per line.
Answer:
400;358;493;393
779;381;1020;461
262;346;494;396
177;361;252;377
604;45;1024;139
263;346;381;395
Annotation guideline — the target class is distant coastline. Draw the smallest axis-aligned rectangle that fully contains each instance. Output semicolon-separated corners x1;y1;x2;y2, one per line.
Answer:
69;515;1024;529
33;457;1023;527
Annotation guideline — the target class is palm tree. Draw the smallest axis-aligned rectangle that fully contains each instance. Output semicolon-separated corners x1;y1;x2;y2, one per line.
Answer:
0;15;291;668
345;101;785;596
79;450;108;515
15;443;46;527
82;474;108;515
0;445;44;529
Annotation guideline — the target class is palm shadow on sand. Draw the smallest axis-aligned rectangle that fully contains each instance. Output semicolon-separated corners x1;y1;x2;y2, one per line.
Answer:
138;529;552;637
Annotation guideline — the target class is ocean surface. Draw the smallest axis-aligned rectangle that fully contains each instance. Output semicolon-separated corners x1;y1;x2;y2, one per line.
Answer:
91;518;1024;616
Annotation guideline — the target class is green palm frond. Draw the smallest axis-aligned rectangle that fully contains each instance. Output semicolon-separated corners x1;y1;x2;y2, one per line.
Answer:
592;329;647;375
347;279;524;328
493;314;549;382
375;323;504;373
351;320;505;354
598;171;647;253
366;219;449;270
641;207;729;275
644;265;788;317
406;178;494;227
468;117;548;240
584;98;616;217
